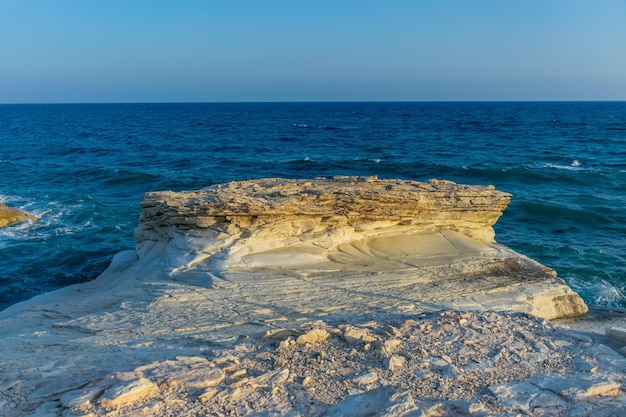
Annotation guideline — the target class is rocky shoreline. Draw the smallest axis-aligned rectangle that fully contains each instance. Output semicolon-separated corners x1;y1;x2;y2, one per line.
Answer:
1;177;624;416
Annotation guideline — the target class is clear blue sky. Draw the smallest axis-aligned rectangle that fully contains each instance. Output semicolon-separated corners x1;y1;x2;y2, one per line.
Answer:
1;0;626;103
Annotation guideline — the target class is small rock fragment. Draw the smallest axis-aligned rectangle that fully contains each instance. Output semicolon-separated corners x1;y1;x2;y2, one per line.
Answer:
270;368;290;385
384;324;402;338
60;386;105;409
326;386;418;417
296;328;330;345
230;369;247;379
263;328;301;341
381;339;402;356
97;377;159;409
529;373;621;400
352;371;378;386
385;354;406;372
344;327;376;345
489;381;542;410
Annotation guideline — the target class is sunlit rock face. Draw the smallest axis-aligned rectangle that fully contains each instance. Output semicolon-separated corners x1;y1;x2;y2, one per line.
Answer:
134;176;587;320
0;203;36;228
136;176;509;244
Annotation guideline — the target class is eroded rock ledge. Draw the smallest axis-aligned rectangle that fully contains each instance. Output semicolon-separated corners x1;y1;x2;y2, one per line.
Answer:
132;176;586;320
137;176;510;244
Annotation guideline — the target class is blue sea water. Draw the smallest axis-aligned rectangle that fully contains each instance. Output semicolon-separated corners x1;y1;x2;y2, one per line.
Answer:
1;102;625;311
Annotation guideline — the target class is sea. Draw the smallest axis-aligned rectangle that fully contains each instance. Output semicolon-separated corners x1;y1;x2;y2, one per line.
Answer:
1;102;625;311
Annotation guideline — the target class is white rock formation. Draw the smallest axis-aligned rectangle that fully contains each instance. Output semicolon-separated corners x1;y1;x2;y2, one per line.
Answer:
0;176;603;417
134;176;587;320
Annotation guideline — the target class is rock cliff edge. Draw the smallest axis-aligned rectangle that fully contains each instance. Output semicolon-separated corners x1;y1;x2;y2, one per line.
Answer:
1;177;607;417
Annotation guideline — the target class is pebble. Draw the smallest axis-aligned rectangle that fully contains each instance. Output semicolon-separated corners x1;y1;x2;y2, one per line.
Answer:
343;327;376;345
351;371;379;386
385;354;406;372
296;328;330;345
53;311;626;416
97;377;159;409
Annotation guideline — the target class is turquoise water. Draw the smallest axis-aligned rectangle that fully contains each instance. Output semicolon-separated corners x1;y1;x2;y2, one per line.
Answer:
1;102;625;309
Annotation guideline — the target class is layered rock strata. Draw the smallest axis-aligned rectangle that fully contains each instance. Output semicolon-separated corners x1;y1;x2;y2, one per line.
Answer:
0;203;36;228
134;176;586;320
136;176;509;245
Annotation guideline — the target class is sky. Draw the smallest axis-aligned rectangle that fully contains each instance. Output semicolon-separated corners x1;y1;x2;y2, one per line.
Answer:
1;0;626;103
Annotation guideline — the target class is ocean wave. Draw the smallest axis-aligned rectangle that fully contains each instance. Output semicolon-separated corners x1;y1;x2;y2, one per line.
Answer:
0;194;133;309
532;162;586;171
1;199;94;243
353;157;383;163
567;275;626;307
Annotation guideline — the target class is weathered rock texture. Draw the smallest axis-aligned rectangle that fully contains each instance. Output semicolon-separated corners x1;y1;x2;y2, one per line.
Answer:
0;203;36;228
137;176;509;244
0;177;601;417
42;312;626;416
133;176;586;320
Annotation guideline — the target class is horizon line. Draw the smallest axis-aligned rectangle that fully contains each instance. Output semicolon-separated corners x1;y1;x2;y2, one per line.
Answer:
2;99;626;106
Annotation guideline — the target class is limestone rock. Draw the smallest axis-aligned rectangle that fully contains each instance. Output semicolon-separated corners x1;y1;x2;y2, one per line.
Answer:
138;177;510;244
0;178;603;415
0;203;36;228
343;327;376;345
489;381;544;410
528;373;622;400
128;177;587;320
325;386;418;417
97;377;159;409
351;371;379;386
381;339;402;356
296;328;330;345
60;386;106;409
263;328;301;341
385;354;406;372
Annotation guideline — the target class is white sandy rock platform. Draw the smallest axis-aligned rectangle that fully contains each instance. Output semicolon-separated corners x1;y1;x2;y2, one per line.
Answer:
1;176;624;417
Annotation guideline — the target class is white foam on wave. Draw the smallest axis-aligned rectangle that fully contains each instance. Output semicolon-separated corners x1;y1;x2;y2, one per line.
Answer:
353;157;383;163
569;275;625;307
590;284;625;306
531;161;586;172
0;197;94;246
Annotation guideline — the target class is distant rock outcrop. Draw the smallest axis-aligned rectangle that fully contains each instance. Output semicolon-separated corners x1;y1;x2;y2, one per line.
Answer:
0;203;36;228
